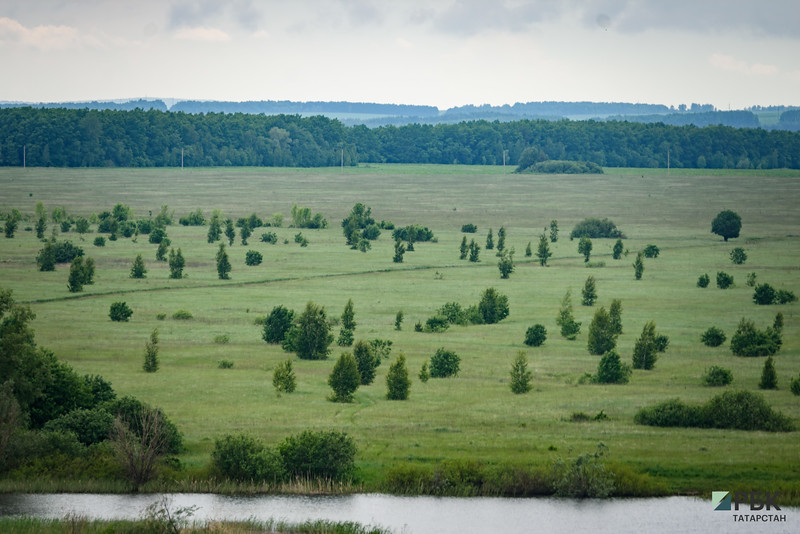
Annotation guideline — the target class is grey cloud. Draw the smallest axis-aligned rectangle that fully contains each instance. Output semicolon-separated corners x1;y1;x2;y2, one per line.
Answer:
168;1;263;32
432;0;562;36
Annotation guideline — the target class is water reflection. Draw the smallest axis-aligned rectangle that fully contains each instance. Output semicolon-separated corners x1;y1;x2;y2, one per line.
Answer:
0;493;796;534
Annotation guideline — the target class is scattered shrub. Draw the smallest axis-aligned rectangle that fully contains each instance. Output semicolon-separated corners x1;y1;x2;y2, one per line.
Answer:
328;353;360;402
245;250;263;266
461;223;478;233
758;356;778;390
262;305;295;344
386;354;411;400
551;443;615;498
42;408;114;446
156;313;167;320
213;334;230;344
643;244;660;258
217;359;234;369
478;287;510;324
776;289;797;304
745;272;757;287
171;310;193;320
716;271;734;289
429;348;460;378
595;349;631;384
93;236;106;247
524;324;547;347
211;434;285;482
509;351;532;394
261;232;278;244
730;318;781;357
272;359;297;395
791;375;800;396
52;240;84;263
753;283;776;305
702;366;733;387
701;327;726;347
730;247;747;265
697;273;710;288
109;302;133;322
424;315;450;333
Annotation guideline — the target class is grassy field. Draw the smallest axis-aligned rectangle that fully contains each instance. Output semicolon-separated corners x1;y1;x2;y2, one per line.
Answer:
1;165;799;499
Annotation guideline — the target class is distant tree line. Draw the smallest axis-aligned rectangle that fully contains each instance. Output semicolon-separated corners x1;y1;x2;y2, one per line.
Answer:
2;108;800;169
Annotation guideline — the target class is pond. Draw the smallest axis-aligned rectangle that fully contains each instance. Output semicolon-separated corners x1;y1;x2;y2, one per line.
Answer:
0;493;796;534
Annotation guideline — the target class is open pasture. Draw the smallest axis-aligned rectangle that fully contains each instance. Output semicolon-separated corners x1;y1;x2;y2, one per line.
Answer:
1;165;799;495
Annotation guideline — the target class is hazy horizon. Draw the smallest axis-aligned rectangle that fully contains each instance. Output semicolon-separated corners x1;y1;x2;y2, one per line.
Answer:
1;1;799;110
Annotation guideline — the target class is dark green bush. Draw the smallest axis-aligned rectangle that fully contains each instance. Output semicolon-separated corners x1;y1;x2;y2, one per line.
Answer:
148;227;167;244
461;223;478;233
429;348;460;378
245;250;263;266
424;315;450;333
702;365;733;386
716;271;734;289
278;430;356;481
109;301;133;322
595;349;631;384
104;396;183;454
570;218;624;239
524;324;547;347
697;273;710;288
212;434;285;482
52;240;84;263
634;390;794;432
643;244;660;258
701;327;726;347
262;305;295;344
730;318;781;357
477;287;509;324
42;408;114;446
437;302;468;325
171;309;193;320
261;231;278;244
776;289;797;304
523;160;604;175
753;283;776;305
93;236;106;247
791;375;800;396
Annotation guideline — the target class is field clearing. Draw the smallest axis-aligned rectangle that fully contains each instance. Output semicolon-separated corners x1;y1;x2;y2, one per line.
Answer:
1;165;799;496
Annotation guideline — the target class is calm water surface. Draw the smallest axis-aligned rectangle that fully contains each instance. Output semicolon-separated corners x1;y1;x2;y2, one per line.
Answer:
0;493;797;534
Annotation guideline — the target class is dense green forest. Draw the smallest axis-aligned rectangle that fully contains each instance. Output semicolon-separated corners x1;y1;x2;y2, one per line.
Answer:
2;107;799;169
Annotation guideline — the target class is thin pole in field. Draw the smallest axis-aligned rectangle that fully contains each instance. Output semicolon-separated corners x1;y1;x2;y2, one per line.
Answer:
181;148;184;170
23;145;26;168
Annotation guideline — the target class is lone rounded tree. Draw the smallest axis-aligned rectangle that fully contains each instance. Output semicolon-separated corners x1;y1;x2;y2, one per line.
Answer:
386;354;411;400
711;210;741;241
328;353;360;402
286;301;334;360
587;307;618;356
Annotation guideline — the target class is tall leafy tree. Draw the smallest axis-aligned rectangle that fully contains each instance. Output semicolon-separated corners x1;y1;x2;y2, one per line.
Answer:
478;287;510;324
263;306;295;344
633;252;644;280
216;243;231;279
549;220;559;243
496;226;506;253
486;228;494;250
337;299;356;347
587;307;618;355
393;239;406;263
168;248;185;279
632;321;658;370
711;210;742;241
353;340;379;385
582;276;597;306
286;301;334;360
143;329;159;373
224;219;236;246
272;358;297;395
130;254;147;279
608;299;623;335
498;248;515;279
36;240;56;271
328;353;360;402
612;239;624;260
460;236;468;260
578;237;592;263
386;354;411;400
556;289;581;340
509;351;533;394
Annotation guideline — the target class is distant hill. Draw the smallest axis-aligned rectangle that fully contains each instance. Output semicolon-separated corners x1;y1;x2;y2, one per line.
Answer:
0;99;168;112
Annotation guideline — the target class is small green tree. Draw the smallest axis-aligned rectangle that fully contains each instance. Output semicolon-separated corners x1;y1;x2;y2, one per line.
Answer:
130;254;147;279
393;238;406;263
469;240;480;262
730;247;747;265
272;359;297;395
286;301;333;360
632;321;658;370
353;340;379;385
759;356;778;390
262;305;295;344
587;307;617;356
328;353;360;402
498;248;515;279
486;228;494;250
418;362;430;382
581;276;597;306
110;301;133;322
703;366;733;387
774;312;783;333
525;241;532;257
207;212;222;243
549;220;559;243
216;243;231;280
240;225;251;246
245;250;262;266
386;354;411;400
524;324;547;347
67;257;85;292
36;240;56;271
4;209;20;238
156;240;168;262
337;299;356;347
711;210;741;241
429;348;460;378
536;234;552;266
459;236;468;260
643;244;660;258
496;226;506;253
633;252;644;280
394;310;404;331
746;272;757;287
224;219;235;246
556;289;581;340
753;283;776;305
35;216;47;239
608;299;623;336
697;273;710;288
612;239;623;260
595;350;630;384
578;237;592;262
143;329;159;372
168;248;185;279
510;351;533;394
790;374;800;396
478;287;510;324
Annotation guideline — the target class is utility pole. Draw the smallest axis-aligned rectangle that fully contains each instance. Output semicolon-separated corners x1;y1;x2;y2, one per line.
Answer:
181;148;184;170
23;145;26;168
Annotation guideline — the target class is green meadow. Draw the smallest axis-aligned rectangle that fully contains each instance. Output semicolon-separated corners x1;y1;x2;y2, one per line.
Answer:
1;165;799;499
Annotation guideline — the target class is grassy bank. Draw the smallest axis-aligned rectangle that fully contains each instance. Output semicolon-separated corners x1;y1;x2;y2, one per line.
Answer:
1;165;798;502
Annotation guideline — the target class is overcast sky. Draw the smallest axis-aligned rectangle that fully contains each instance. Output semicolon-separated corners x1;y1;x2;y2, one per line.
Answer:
1;1;798;109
